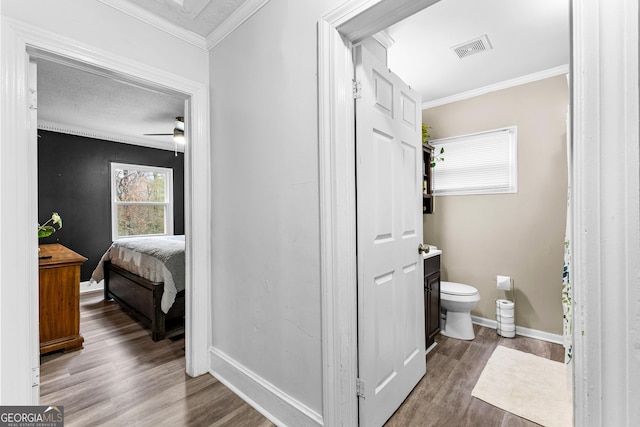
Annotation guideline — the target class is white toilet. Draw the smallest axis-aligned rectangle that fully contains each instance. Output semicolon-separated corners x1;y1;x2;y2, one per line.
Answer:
440;281;481;340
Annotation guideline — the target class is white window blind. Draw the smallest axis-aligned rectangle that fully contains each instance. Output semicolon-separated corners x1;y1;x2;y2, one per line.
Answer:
430;126;518;196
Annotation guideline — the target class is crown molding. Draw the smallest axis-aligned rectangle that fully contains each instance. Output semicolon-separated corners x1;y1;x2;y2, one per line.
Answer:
422;64;570;109
205;0;271;50
97;0;208;50
38;120;185;153
372;30;395;49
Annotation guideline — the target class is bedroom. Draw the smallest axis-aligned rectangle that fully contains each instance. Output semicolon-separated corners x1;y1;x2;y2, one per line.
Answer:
36;56;188;342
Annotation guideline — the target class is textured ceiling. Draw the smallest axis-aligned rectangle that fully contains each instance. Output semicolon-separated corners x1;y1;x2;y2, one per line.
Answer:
127;0;248;37
37;58;186;151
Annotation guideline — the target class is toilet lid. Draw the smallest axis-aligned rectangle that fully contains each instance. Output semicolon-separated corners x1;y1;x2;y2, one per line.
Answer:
441;281;478;296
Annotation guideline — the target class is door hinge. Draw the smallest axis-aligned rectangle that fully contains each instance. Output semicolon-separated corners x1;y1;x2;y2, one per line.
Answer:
29;89;37;111
353;80;362;99
356;378;365;398
32;366;40;387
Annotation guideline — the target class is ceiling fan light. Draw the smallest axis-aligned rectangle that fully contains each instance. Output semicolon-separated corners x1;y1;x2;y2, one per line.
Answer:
173;128;185;144
174;116;185;131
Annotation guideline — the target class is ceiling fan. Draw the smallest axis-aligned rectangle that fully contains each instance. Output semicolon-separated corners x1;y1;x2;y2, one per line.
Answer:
144;116;185;144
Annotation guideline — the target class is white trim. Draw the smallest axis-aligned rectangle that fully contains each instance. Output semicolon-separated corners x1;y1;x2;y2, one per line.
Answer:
0;18;211;404
38;120;185;153
0;16;41;404
209;347;323;427
97;0;207;50
80;280;104;294
372;30;394;49
470;315;564;345
572;0;640;425
422;65;570;109
205;0;272;50
317;14;358;427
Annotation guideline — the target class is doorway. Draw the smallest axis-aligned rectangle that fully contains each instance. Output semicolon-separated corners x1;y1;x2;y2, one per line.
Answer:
0;19;210;403
318;0;579;426
27;48;199;397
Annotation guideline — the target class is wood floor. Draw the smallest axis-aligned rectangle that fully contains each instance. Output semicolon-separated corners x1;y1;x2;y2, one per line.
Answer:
39;291;275;427
385;326;566;427
41;292;566;426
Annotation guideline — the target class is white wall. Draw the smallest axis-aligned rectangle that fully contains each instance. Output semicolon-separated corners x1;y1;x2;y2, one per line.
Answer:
0;0;209;405
208;0;343;423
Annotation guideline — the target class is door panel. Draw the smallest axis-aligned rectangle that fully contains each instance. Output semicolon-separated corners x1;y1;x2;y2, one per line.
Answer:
401;141;418;236
356;44;426;427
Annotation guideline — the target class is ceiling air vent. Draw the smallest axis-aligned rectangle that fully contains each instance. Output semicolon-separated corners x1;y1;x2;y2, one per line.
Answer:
451;35;493;59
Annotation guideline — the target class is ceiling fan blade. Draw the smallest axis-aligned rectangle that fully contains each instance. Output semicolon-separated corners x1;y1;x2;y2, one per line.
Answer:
143;117;184;138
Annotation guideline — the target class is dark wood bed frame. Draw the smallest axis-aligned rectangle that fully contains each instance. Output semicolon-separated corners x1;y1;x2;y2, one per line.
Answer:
103;260;185;341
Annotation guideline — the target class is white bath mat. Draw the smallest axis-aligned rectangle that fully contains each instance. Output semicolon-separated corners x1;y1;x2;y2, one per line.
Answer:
471;345;572;427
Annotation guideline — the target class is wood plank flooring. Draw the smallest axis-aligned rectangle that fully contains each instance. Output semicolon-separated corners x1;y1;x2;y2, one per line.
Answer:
41;292;566;426
39;291;274;427
385;325;567;427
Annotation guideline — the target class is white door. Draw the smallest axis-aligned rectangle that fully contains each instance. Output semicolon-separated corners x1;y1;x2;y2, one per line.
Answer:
355;44;426;427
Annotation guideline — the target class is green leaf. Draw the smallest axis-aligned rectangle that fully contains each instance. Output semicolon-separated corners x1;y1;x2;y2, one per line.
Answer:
38;225;55;238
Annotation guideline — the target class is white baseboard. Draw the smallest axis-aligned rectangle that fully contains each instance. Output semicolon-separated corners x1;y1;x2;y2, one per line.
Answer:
426;341;438;355
209;347;323;427
471;315;564;345
80;280;104;294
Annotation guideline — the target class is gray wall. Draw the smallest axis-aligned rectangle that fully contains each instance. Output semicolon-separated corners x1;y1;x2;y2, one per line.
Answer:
208;0;347;415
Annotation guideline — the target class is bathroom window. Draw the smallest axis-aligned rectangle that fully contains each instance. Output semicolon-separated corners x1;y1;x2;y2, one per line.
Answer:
429;126;518;196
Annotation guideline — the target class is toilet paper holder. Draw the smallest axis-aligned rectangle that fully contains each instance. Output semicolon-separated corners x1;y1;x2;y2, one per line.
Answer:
497;275;512;291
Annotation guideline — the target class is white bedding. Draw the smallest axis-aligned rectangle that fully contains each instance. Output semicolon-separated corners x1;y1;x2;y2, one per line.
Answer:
90;235;185;313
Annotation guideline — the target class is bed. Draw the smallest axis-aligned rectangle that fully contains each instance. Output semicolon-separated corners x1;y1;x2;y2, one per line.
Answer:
91;235;186;341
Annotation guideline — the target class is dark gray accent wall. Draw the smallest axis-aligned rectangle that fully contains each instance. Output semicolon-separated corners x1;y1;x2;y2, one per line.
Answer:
38;130;185;281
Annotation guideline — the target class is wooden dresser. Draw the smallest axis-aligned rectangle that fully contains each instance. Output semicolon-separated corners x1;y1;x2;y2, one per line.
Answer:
38;244;87;354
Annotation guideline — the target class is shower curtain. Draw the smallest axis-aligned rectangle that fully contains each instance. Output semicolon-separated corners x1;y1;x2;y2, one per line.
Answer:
562;88;573;371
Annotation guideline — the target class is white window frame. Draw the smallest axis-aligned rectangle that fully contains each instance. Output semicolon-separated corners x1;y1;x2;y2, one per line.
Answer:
110;162;174;240
429;126;518;196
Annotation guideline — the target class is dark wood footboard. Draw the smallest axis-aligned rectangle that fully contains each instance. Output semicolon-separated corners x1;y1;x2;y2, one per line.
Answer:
104;260;185;341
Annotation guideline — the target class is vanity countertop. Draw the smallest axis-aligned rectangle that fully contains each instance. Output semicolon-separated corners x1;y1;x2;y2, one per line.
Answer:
422;246;442;259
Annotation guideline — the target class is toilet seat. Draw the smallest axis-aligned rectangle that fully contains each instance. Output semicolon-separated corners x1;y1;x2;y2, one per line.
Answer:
441;281;478;296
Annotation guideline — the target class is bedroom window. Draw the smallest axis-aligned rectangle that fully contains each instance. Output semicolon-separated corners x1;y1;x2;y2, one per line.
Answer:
429;126;518;196
111;163;174;239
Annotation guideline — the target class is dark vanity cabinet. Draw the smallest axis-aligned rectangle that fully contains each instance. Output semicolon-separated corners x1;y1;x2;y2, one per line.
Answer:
424;254;441;349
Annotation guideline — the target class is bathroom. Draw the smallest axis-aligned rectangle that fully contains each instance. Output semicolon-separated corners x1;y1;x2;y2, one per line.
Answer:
422;77;568;342
384;1;570;343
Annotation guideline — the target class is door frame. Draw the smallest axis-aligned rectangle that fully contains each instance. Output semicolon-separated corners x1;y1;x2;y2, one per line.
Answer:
317;2;440;425
0;18;211;403
318;0;639;425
